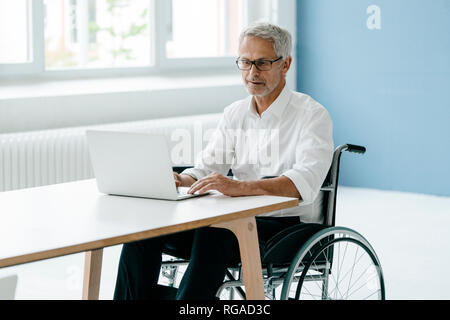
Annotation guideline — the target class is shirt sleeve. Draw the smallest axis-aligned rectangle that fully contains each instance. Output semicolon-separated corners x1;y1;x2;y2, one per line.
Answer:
181;111;235;180
282;105;334;205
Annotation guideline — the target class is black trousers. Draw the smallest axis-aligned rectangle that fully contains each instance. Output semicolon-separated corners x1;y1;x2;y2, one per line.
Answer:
113;216;300;300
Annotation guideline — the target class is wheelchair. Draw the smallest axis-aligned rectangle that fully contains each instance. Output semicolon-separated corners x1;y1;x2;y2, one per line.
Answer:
163;144;385;300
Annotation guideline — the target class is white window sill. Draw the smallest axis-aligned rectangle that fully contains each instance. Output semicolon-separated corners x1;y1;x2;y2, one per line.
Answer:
0;70;247;134
0;70;242;100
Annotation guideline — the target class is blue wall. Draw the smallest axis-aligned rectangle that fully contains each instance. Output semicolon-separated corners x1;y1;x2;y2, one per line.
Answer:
296;0;450;196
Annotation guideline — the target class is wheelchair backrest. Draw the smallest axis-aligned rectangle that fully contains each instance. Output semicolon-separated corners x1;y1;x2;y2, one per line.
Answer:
321;144;366;227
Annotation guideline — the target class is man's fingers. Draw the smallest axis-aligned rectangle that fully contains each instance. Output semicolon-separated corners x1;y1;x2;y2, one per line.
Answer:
190;173;222;187
188;179;211;194
196;183;215;194
188;181;204;194
188;174;225;194
189;176;210;190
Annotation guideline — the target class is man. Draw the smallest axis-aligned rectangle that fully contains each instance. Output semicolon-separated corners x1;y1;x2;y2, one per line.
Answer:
114;22;333;300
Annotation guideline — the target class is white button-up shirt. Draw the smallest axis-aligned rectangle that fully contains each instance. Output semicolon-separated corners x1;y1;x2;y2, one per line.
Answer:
183;85;334;223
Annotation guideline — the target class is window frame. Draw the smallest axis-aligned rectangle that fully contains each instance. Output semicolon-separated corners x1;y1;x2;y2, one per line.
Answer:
0;0;296;79
0;0;44;76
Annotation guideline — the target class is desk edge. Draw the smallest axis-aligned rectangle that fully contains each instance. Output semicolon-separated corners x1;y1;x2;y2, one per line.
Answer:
0;198;299;268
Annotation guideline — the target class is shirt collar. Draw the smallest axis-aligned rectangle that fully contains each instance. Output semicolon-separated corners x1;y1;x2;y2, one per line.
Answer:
247;84;292;119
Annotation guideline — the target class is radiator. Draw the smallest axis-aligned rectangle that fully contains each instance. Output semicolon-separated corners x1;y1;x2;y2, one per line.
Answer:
0;129;92;191
0;114;221;192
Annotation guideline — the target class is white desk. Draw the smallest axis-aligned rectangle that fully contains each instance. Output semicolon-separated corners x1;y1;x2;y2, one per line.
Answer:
0;179;298;300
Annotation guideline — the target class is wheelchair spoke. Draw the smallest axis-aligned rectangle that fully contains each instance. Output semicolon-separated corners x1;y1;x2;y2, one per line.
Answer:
311;261;330;292
297;283;319;300
345;246;359;298
362;289;381;300
343;262;374;298
335;240;347;299
328;246;366;298
346;273;380;299
313;248;344;300
339;241;349;279
329;264;345;299
295;264;322;299
331;247;366;293
336;241;340;291
329;244;373;300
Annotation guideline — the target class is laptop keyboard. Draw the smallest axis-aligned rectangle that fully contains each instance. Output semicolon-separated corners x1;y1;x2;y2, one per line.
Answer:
177;187;190;195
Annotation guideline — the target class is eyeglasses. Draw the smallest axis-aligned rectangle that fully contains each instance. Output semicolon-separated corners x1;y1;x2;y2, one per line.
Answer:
236;56;283;71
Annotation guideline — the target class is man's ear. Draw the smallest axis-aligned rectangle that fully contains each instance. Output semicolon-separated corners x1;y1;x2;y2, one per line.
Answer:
282;56;292;75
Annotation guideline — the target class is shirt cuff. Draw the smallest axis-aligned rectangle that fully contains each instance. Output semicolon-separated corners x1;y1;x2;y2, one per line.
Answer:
281;169;315;205
181;168;208;181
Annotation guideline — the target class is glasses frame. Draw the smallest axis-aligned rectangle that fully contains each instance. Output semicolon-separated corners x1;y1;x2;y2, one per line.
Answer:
235;56;283;71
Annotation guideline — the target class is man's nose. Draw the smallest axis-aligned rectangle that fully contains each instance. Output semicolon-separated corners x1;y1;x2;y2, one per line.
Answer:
248;63;260;76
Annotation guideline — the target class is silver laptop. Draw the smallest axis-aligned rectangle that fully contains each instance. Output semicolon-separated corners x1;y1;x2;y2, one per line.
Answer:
85;130;209;200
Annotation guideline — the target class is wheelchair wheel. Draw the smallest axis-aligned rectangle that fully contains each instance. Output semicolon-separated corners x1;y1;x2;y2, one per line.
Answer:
280;227;385;300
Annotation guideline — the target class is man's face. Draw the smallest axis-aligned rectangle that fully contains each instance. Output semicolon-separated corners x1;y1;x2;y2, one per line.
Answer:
238;36;287;97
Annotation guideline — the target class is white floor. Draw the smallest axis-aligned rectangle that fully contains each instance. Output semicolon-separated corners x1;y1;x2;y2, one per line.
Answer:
1;186;449;300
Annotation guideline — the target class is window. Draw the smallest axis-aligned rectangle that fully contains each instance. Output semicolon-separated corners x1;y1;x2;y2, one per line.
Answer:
0;0;289;77
44;0;152;69
167;0;245;58
0;0;31;64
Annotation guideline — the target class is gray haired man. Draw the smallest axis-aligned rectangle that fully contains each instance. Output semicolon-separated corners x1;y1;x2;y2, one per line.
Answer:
114;22;333;300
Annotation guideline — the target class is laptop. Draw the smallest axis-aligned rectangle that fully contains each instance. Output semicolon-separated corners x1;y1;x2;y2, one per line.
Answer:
85;130;210;200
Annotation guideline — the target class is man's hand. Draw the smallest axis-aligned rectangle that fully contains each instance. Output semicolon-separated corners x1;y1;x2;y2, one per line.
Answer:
173;172;197;188
187;172;245;197
173;172;182;187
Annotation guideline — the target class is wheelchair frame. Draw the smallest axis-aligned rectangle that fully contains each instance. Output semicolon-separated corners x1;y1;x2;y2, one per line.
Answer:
163;144;385;300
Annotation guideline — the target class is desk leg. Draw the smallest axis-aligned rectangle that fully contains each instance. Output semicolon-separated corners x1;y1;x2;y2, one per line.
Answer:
82;248;103;300
212;217;265;300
